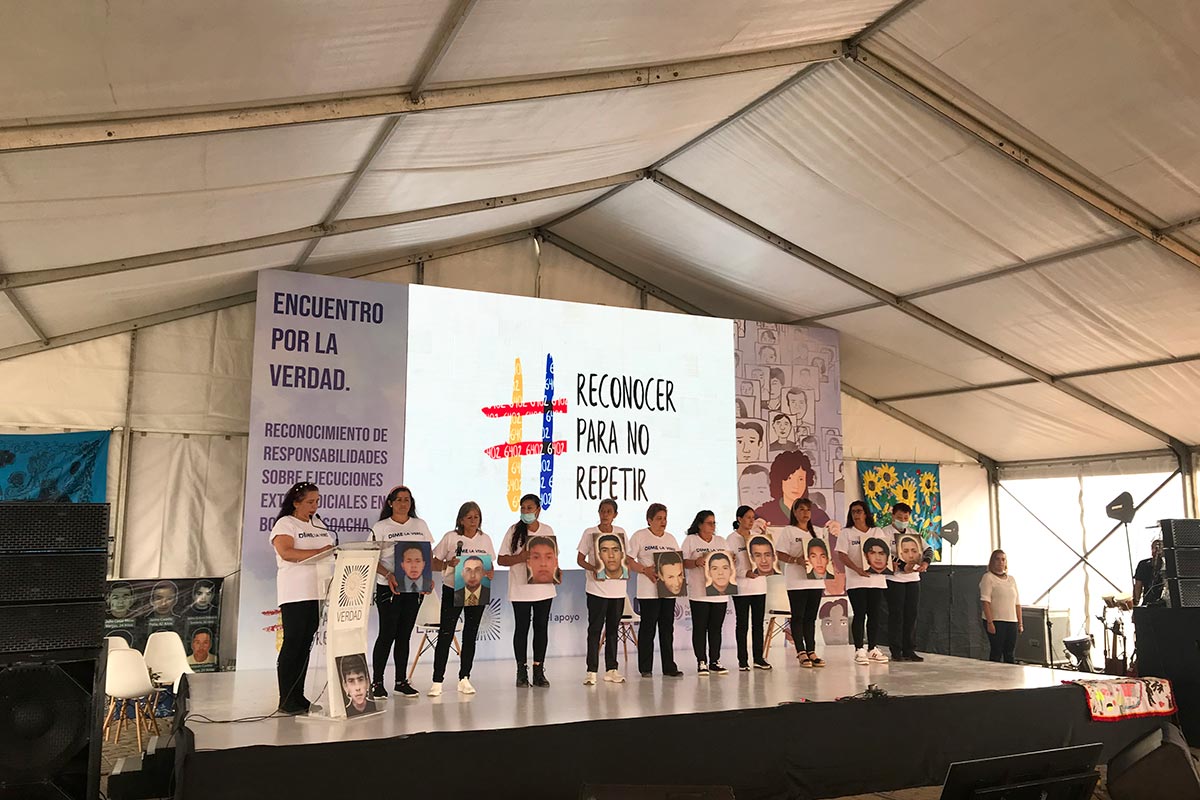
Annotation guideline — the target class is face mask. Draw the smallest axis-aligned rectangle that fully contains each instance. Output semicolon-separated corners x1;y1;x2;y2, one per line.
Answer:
893;518;908;530
520;512;537;524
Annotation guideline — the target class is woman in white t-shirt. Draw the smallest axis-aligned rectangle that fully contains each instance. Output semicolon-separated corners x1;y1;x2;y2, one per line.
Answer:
775;498;839;668
626;503;684;678
728;505;772;671
269;481;334;714
577;498;628;686
682;510;730;675
980;549;1022;663
836;500;889;665
367;485;434;700
428;501;495;697
498;494;557;689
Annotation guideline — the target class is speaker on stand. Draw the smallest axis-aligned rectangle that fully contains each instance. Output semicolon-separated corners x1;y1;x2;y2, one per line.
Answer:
941;521;960;655
0;502;110;800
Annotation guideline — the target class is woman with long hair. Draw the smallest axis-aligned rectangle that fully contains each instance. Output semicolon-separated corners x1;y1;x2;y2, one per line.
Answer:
577;498;627;686
980;550;1022;663
775;498;839;668
627;503;683;678
835;500;889;665
429;501;495;696
498;493;556;688
367;485;434;699
682;509;731;675
270;482;334;714
728;505;772;671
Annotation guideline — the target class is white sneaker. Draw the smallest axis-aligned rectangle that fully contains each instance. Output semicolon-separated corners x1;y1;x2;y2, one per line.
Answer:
868;647;890;663
427;682;443;697
584;672;597;686
458;677;476;694
603;670;625;683
854;647;869;665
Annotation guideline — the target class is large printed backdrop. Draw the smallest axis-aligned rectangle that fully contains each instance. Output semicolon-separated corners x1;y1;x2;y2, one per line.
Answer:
857;461;943;561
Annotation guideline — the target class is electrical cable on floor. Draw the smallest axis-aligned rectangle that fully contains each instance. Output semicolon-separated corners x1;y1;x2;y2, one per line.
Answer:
185;681;327;724
835;684;890;701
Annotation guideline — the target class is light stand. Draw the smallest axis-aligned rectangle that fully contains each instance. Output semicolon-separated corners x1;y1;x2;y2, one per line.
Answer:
941;521;960;656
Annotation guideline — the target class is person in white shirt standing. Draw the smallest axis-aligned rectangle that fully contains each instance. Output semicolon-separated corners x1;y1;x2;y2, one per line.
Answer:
627;503;684;678
367;485;434;699
836;500;889;665
269;482;334;715
883;501;931;662
429;501;495;697
776;498;838;668
728;505;772;671
498;494;556;689
577;498;628;686
980;549;1022;663
682;510;730;675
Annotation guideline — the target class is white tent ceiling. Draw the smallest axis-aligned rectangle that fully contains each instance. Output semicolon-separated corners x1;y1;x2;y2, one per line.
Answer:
2;0;1199;475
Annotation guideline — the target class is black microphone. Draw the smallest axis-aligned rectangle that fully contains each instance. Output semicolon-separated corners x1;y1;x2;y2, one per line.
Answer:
313;513;339;547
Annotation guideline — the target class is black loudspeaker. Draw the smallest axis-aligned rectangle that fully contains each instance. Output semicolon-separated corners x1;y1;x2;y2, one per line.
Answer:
580;786;735;800
1167;579;1200;608
1107;723;1200;800
1133;607;1200;746
1160;519;1200;549
1015;607;1070;666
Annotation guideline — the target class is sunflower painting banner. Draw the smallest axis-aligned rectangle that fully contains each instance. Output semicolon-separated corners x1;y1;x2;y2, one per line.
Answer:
857;461;943;561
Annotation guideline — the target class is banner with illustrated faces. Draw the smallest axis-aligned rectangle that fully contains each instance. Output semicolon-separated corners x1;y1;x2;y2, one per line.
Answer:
856;461;943;562
734;320;844;598
104;578;223;671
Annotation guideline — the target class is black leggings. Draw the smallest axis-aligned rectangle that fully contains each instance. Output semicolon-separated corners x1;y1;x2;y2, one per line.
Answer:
985;620;1018;663
586;594;623;672
636;598;677;675
887;580;920;656
277;600;320;707
690;600;726;663
372;587;422;683
847;587;884;650
732;594;766;665
432;586;484;682
512;598;552;664
787;588;823;653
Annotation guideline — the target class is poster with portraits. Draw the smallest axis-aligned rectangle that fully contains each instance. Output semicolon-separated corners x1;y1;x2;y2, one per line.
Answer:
746;531;781;577
525;534;562;585
703;550;738;596
592;531;628;581
393;541;433;593
454;553;493;606
734;321;844;595
103;578;223;672
861;535;894;576
653;550;686;598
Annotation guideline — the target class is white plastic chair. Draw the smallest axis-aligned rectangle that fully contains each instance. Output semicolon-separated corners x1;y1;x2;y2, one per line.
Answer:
104;649;158;750
763;575;791;658
104;635;131;651
143;631;195;689
407;592;463;681
599;595;640;657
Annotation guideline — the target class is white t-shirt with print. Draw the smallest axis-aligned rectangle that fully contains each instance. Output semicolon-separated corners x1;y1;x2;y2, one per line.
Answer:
836;526;888;590
578;526;628;599
500;523;557;603
882;525;921;583
369;516;435;586
775;525;833;591
728;531;767;596
682;533;731;603
628;528;680;600
432;530;496;586
270;516;334;605
980;572;1020;622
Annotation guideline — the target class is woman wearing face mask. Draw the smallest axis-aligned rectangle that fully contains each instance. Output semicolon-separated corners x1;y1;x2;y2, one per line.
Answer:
883;502;931;662
980;550;1022;663
836;500;888;665
775;498;840;668
728;505;772;671
498;494;556;688
627;504;683;678
682;510;729;675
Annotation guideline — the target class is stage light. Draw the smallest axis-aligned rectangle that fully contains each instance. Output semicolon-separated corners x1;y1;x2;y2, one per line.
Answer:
941;520;960;546
1063;634;1094;673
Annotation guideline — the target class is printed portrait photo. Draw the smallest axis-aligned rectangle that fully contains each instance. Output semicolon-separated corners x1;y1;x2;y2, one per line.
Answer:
653;551;686;599
106;582;136;619
862;537;894;576
187;579;217;616
336;653;378;718
748;533;780;577
896;534;924;573
593;532;628;581
395;541;433;593
804;534;835;581
149;580;179;618
704;550;738;596
186;627;218;670
454;554;492;607
526;535;562;585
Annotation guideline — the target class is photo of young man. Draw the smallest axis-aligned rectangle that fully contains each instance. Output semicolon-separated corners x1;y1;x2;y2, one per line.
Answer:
525;535;561;585
653;551;686;599
805;537;834;581
704;551;738;596
336;653;377;717
187;580;217;617
454;555;492;607
896;534;924;573
396;541;433;593
862;537;893;576
106;583;136;619
186;628;218;668
748;534;780;577
146;579;182;634
593;532;628;581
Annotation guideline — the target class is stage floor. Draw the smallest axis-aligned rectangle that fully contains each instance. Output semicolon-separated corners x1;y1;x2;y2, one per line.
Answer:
188;648;1070;751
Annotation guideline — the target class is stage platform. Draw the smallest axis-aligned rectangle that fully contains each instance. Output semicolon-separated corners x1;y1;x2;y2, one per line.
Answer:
179;650;1161;800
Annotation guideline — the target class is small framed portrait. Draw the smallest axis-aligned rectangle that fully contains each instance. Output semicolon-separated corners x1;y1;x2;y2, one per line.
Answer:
526;535;561;585
593;532;628;581
454;553;493;606
747;533;780;577
186;627;218;671
736;420;767;463
896;534;924;573
703;550;738;596
653;551;686;598
861;536;893;576
768;412;798;452
757;344;780;365
336;653;379;718
803;533;835;581
394;541;433;593
757;329;778;346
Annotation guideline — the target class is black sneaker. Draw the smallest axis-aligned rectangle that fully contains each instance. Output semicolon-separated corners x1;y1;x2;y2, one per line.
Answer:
904;651;925;662
663;668;684;678
640;672;653;678
370;681;388;699
738;662;751;672
709;661;729;675
891;651;906;662
394;681;419;698
753;660;773;671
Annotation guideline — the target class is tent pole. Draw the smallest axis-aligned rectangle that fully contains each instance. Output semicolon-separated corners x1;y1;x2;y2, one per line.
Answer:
111;329;138;579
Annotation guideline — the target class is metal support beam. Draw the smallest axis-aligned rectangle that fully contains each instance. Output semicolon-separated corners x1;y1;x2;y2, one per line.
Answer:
849;0;929;46
0;42;844;153
852;47;1200;276
651;170;1187;449
409;0;479;101
997;449;1174;471
111;329;138;579
1;171;643;291
986;461;1001;551
3;288;50;345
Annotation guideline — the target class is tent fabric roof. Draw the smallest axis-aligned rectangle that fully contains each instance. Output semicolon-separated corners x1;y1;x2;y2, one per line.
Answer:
2;0;1199;467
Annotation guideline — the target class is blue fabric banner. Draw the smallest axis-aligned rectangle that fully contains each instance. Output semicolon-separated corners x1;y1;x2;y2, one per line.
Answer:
0;430;110;502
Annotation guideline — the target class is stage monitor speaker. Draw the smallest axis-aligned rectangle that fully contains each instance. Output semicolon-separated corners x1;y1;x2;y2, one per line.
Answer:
0;649;106;800
1015;607;1070;666
1107;723;1200;800
1166;549;1200;579
1166;579;1200;608
1159;519;1200;550
1133;607;1200;746
581;786;735;800
0;503;108;553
